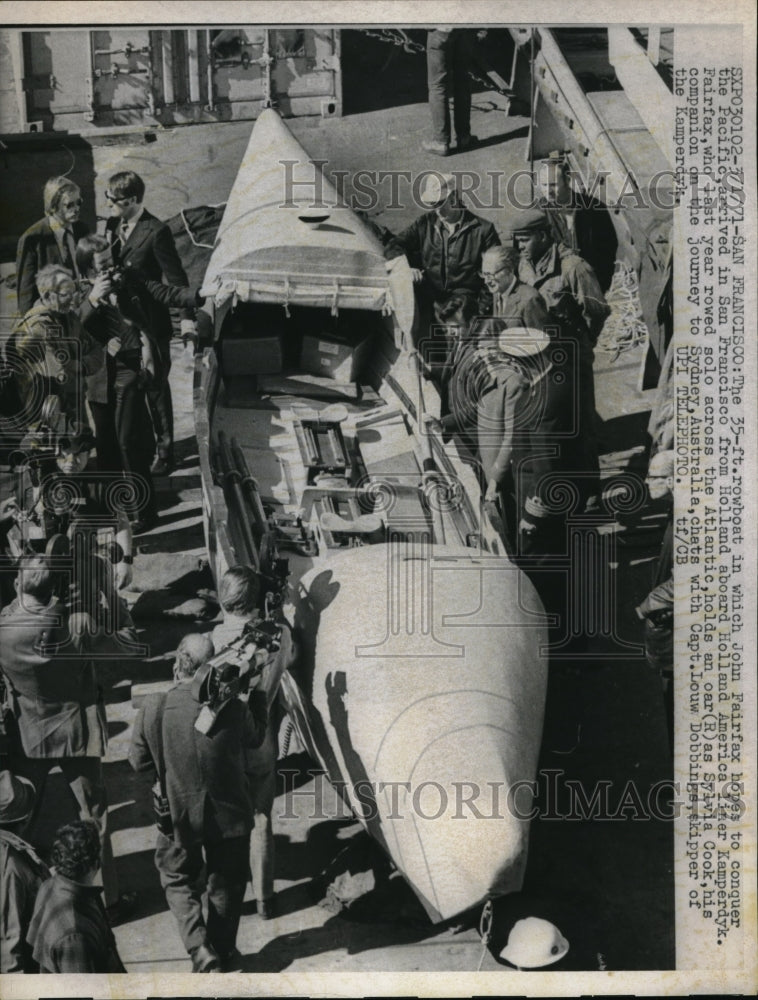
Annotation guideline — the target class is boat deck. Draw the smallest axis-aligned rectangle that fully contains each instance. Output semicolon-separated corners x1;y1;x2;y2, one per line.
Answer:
208;345;491;581
214;381;421;510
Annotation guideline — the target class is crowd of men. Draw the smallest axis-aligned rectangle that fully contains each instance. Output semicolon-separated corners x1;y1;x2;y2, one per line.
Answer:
385;159;672;733
0;137;671;972
382;167;613;620
0;168;294;972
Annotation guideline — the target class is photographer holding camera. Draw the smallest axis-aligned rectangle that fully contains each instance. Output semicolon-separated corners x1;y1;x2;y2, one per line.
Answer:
129;629;276;972
212;565;295;924
76;234;198;533
9;264;103;435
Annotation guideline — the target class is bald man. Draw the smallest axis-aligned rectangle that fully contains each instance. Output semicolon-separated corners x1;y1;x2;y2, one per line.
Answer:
130;630;268;971
479;245;551;330
644;449;674;501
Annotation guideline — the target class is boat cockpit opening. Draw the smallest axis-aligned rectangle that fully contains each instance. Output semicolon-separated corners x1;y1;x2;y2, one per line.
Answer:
208;300;482;558
217;301;397;400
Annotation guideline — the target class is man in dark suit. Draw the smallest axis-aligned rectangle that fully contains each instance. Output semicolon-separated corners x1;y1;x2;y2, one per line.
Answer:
15;177;89;316
0;557;123;914
129;632;269;972
104;170;195;475
537;153;619;293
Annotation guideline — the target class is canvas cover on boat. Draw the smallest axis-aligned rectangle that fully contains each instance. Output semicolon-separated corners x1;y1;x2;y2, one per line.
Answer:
200;109;413;332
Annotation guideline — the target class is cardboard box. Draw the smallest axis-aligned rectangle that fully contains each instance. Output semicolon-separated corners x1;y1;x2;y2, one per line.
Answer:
300;335;354;381
221;335;284;376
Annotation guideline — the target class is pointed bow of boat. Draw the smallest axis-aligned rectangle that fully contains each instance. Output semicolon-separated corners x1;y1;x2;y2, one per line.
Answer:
297;542;548;922
200;108;400;315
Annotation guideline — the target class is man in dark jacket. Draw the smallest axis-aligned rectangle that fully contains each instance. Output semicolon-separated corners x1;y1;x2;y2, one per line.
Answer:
390;172;500;334
129;632;269;972
513;208;611;347
76;234;198;531
26;819;126;973
15;176;90;316
104;170;195;475
0;556;122;912
0;769;50;973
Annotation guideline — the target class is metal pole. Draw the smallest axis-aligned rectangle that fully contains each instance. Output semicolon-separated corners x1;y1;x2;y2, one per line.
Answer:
262;29;273;108
11;31;28;130
647;27;661;65
161;31;175;106
206;28;215;111
529;31;536;198
230;438;268;534
187;29;200;104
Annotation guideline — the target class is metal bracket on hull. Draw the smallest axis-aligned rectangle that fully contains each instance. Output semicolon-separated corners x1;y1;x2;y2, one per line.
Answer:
293;412;351;485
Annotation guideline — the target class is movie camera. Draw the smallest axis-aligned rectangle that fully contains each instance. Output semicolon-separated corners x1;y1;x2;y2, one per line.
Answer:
192;620;281;734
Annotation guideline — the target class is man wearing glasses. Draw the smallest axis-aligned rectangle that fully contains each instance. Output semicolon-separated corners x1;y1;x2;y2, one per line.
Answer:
15;177;90;316
103;170;195;476
479;245;551;330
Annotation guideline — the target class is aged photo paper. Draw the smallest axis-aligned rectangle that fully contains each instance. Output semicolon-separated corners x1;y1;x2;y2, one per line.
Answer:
0;1;755;997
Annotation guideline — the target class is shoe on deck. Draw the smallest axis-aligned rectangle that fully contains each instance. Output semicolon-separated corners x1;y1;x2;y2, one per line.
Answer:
191;943;221;972
150;455;173;476
131;511;159;535
105;891;138;926
422;139;450;157
218;946;242;971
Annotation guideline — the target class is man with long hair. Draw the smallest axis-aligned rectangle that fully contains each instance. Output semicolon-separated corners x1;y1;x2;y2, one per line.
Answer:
15;176;90;316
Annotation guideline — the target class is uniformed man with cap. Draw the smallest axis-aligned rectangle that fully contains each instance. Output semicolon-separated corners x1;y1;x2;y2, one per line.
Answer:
390;172;500;332
509;207;610;346
471;324;589;613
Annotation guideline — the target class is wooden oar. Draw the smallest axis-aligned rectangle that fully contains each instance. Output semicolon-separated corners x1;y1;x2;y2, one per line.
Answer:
216;431;259;569
408;349;446;546
229;437;267;534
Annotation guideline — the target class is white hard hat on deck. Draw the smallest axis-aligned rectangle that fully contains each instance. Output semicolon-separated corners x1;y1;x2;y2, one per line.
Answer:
500;916;569;968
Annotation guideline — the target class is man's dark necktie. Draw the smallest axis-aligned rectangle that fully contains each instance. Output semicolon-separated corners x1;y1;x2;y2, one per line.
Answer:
63;229;80;279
